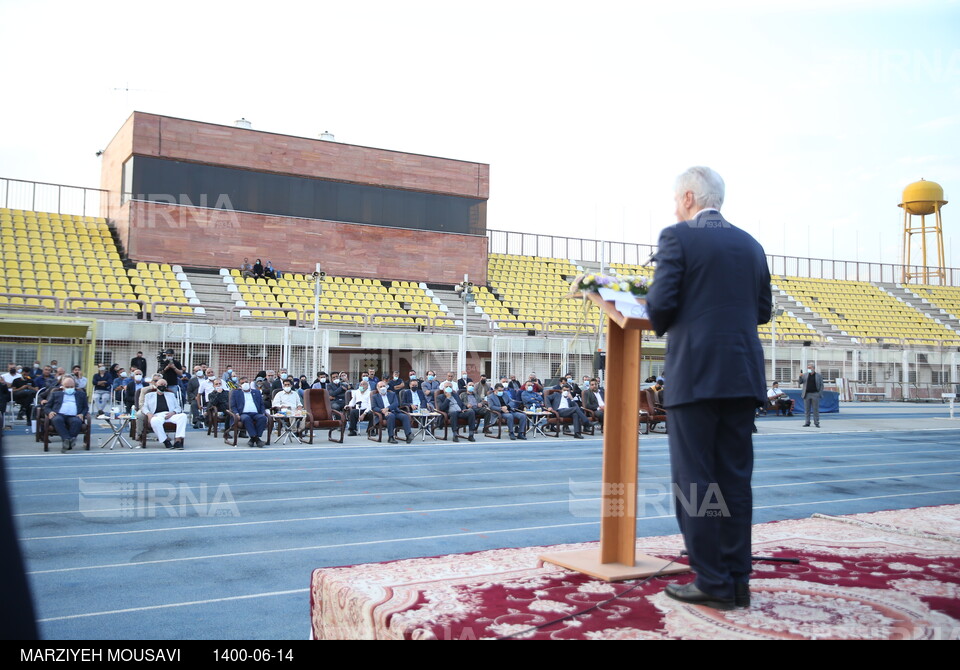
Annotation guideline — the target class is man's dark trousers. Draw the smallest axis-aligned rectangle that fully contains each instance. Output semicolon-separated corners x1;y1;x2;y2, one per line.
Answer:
668;398;755;600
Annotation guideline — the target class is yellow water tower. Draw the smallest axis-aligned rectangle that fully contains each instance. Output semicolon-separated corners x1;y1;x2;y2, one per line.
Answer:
900;179;948;284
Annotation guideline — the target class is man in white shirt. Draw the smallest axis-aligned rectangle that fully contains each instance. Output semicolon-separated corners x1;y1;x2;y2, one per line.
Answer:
143;380;189;449
546;384;588;438
581;378;606;428
346;380;372;436
272;380;304;433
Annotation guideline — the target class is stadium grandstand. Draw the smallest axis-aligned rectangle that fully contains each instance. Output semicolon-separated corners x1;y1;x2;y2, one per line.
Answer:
1;111;959;403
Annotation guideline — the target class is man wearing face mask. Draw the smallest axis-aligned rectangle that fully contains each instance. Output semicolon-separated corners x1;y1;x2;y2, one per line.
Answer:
46;376;90;453
460;382;491;434
229;377;268;447
437;381;476;442
546;384;587;438
186;366;206;429
311;372;330;390
272;379;304;436
487;383;527;440
327;373;347;413
421;371;440;395
123;370;149;416
143;379;189;449
370;380;413;444
159;349;183;388
345;380;372;437
386;370;405;394
799;363;824;428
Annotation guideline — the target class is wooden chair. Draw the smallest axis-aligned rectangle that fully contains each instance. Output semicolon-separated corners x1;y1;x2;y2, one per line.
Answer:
302;389;346;444
639;388;667;434
42;412;92;452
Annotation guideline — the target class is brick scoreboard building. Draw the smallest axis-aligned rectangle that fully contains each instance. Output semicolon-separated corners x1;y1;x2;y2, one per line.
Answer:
100;112;489;285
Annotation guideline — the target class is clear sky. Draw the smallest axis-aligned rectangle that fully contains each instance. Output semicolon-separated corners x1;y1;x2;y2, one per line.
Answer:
1;0;957;268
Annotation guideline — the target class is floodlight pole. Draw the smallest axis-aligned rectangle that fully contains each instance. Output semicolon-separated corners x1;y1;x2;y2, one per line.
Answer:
312;263;323;377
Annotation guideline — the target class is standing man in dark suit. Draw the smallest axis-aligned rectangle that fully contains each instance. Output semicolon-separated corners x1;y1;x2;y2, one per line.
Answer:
645;166;771;610
229;378;268;447
130;351;148;377
799;363;824;427
46;376;89;453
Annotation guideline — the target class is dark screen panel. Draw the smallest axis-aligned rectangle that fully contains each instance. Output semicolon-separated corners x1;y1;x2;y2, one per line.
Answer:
130;156;486;235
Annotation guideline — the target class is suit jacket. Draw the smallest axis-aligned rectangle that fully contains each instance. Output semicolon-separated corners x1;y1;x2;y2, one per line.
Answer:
143;391;183;415
486;392;519;413
401;388;432;410
645;210;771;407
799;372;824;398
229;389;265;415
46;389;89;417
581;388;604;412
371;390;400;414
547;391;578;412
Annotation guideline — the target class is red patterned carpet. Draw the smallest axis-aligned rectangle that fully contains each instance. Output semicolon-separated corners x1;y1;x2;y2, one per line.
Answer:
310;505;960;639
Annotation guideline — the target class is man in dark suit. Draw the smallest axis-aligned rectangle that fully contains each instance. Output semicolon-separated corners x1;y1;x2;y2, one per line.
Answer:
437;383;476;442
581;378;605;428
46;376;89;453
546;384;588;438
229;378;268;447
799;363;824;427
371;381;413;444
487;383;527;440
645;166;771;610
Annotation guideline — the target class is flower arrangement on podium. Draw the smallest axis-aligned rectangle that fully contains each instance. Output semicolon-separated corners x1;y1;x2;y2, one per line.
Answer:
572;273;650;297
567;273;651;321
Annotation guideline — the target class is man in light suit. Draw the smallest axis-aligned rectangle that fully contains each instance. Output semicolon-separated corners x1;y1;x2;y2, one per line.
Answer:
143;379;189;449
645;166;771;610
229;378;268;447
371;381;413;444
799;363;824;427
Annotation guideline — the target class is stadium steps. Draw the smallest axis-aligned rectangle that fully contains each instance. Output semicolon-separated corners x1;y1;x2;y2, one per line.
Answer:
770;286;850;343
428;286;486;333
879;283;960;334
185;271;237;317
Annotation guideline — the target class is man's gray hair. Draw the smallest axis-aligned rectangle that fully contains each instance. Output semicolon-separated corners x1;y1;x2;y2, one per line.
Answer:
675;166;725;210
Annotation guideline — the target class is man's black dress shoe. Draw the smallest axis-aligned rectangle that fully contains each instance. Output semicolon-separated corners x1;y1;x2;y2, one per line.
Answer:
735;583;750;608
664;583;735;610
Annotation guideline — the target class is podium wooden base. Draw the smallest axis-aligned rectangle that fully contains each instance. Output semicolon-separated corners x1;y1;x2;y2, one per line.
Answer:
539;549;690;582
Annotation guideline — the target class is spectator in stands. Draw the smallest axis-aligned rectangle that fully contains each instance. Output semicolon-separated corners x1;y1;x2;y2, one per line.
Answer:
230;376;268;447
71;366;87;392
547;384;587;438
438;381;476;442
767;382;793;416
582;378;605;428
526;373;543;393
421;371;440;395
521;382;545;410
222;367;236;384
346;380;372;436
475;374;492;399
252;259;265;279
124;371;149;415
92;365;112;416
401;377;432;412
206;378;230;435
386;370;405;393
264;261;279;280
442;371;457;390
327;373;347;412
311;372;330;390
240;258;255;278
11;368;38;422
144;378;189;449
131;352;148;377
272;378;304;434
507;375;522;392
371;380;413;444
160;349;183;387
365;368;380;389
0;364;21;418
133;375;162;441
488;382;527;440
460;382;491;433
457;371;474;392
46;376;89;453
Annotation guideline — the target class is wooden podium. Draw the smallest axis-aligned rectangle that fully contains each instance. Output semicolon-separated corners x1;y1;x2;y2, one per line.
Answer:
540;292;690;581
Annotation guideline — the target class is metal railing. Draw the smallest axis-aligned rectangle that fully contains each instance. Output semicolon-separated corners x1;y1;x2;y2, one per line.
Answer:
1;177;109;219
486;228;960;287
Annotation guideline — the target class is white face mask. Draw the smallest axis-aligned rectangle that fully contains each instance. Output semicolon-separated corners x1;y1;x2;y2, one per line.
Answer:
241;383;251;391
134;375;143;382
120;372;128;378
379;388;387;395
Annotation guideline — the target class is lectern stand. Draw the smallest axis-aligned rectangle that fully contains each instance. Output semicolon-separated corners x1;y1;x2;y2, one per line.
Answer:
540;293;690;581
